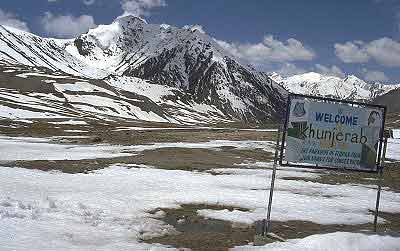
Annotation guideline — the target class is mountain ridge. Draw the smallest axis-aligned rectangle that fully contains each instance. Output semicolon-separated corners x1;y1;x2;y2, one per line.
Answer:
269;71;400;101
0;16;287;124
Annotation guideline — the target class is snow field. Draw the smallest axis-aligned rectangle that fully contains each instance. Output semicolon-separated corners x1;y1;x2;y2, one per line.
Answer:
0;136;400;250
1;163;400;250
232;232;400;251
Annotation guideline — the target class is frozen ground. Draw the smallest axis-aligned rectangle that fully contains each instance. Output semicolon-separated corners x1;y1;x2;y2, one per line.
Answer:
1;163;400;250
0;136;136;161
393;129;400;139
1;135;399;250
387;138;400;161
232;232;400;251
113;126;278;132
0;136;275;161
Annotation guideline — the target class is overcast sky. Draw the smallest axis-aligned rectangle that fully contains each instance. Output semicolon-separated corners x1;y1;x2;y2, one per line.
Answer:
0;0;399;82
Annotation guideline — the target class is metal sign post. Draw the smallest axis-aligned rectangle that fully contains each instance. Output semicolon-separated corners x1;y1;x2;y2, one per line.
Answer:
374;135;388;232
262;126;281;236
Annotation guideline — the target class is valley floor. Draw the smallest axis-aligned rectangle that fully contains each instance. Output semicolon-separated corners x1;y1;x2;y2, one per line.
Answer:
1;118;400;251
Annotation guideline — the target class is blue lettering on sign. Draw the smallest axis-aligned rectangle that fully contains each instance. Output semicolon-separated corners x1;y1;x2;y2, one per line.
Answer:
315;112;358;126
316;112;324;121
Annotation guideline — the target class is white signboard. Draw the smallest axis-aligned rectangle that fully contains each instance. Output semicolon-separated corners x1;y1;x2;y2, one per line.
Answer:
285;98;384;171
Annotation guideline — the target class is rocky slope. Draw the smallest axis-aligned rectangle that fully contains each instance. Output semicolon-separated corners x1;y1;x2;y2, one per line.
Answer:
0;16;287;124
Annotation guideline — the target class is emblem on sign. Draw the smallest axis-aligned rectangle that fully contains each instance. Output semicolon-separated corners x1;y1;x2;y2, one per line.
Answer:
292;102;306;117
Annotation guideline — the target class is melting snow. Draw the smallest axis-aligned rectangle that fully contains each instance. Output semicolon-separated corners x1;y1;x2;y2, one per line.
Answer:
387;138;400;161
232;232;400;251
393;129;400;139
54;82;115;96
0;136;135;161
0;136;275;161
49;120;88;125
1;136;400;250
1;164;400;250
0;105;66;119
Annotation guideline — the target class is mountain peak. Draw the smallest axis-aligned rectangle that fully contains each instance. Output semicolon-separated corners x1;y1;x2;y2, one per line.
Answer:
300;71;323;79
285;72;326;83
114;14;148;25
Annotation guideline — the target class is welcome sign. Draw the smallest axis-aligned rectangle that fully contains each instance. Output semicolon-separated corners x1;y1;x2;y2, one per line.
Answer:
281;94;385;172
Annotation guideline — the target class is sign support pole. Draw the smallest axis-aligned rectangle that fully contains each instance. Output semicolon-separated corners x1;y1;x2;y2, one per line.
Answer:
262;125;281;236
373;136;388;232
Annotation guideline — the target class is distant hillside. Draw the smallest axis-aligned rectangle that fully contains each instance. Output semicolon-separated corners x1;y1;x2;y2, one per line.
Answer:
374;89;400;113
269;72;400;101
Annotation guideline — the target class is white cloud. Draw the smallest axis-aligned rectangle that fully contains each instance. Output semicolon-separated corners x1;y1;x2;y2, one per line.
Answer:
314;64;345;78
334;41;370;63
335;37;400;67
0;9;29;31
365;37;400;67
41;12;96;38
121;0;167;17
216;35;315;64
275;63;307;77
363;69;389;82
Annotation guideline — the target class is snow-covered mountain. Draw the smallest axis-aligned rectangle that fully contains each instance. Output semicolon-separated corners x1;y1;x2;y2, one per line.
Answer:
0;26;108;78
269;72;400;101
0;62;241;124
0;16;287;124
2;15;398;125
